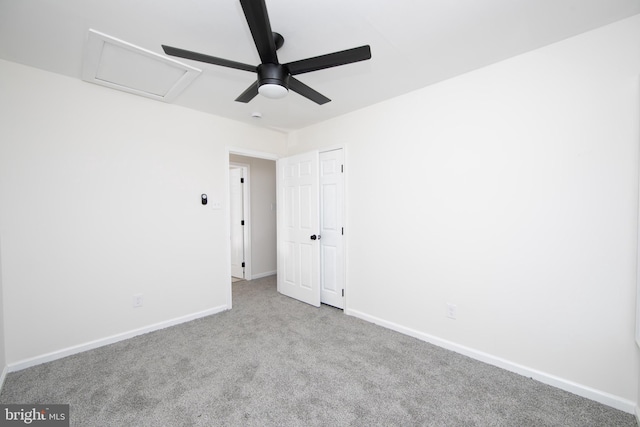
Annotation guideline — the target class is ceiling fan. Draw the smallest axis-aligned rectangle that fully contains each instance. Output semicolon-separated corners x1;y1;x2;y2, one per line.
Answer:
161;0;371;105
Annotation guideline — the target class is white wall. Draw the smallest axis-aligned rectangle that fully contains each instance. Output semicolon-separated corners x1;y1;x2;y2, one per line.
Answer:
289;15;640;410
0;59;287;366
0;235;6;383
229;154;277;278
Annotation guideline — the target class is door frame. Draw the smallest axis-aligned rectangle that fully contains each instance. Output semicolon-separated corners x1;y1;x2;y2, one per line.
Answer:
229;162;250;280
225;145;347;311
226;147;278;309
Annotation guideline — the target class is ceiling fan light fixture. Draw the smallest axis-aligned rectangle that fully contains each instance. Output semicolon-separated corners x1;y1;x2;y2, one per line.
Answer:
257;63;289;99
258;83;288;99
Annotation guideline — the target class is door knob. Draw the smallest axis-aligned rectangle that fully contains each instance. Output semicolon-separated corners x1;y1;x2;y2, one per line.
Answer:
310;235;317;240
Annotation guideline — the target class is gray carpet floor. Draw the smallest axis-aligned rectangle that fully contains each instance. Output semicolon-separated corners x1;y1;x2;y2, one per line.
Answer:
0;275;636;426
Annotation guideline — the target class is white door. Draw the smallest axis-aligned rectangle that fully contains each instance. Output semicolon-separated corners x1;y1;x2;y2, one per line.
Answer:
319;149;344;308
277;151;320;307
230;167;245;279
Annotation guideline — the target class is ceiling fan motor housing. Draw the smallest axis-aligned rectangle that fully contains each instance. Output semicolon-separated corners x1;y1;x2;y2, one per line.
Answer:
258;63;289;89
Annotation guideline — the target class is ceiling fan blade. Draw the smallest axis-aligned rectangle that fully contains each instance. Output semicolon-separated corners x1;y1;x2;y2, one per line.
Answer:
286;45;371;75
162;45;256;72
288;77;331;105
239;0;278;64
235;81;259;103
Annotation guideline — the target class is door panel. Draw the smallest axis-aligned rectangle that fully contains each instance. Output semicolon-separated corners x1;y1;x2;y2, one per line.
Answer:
277;151;320;307
322;246;337;291
323;185;337;229
300;243;313;289
300;184;313;229
283;241;295;284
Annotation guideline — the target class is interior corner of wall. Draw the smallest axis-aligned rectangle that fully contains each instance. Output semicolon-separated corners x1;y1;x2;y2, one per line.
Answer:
286;131;298;149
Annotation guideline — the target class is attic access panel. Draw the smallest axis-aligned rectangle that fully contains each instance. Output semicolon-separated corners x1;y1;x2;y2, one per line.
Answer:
82;29;201;102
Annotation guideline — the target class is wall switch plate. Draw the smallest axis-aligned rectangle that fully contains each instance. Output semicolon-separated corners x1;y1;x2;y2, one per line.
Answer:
133;294;144;308
446;303;457;319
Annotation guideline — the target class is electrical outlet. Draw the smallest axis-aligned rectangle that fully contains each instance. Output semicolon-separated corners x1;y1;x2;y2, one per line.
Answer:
446;303;457;319
133;294;144;308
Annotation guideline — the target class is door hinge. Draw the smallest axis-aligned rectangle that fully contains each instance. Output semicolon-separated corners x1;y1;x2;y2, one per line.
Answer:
342;289;344;297
241;262;245;268
240;177;244;183
341;227;344;235
241;220;245;226
341;164;344;173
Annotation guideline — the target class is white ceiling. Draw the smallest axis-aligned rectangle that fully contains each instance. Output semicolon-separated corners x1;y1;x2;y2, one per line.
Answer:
1;0;638;132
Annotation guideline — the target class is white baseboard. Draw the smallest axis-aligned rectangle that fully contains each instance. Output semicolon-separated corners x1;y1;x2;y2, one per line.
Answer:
250;270;276;280
345;308;636;414
8;305;228;373
0;364;7;395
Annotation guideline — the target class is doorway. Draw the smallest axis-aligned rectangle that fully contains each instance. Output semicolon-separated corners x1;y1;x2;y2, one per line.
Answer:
228;152;278;288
